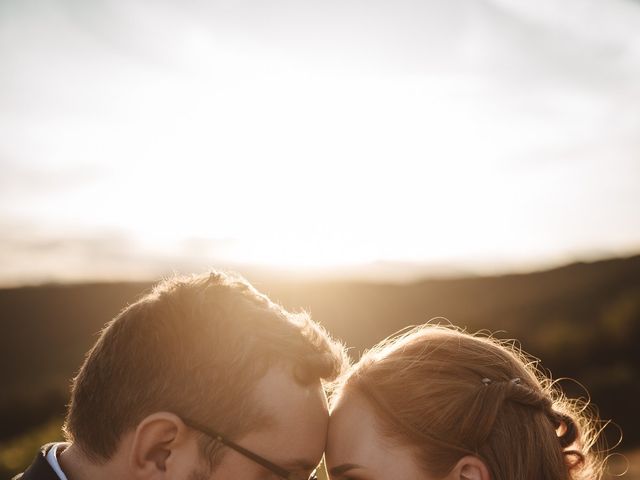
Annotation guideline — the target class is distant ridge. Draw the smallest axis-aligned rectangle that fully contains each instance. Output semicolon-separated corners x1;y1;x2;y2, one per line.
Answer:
1;252;639;447
3;252;638;288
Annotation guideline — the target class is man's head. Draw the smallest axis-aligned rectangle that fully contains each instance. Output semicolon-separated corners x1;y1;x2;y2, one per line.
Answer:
63;271;347;479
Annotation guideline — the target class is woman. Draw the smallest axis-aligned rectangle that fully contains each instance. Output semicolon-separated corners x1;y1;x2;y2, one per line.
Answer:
326;325;604;480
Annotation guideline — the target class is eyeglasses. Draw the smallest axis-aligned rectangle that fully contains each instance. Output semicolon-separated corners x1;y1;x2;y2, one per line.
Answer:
180;417;318;480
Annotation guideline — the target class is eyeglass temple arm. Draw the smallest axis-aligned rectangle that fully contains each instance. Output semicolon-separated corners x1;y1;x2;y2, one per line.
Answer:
216;434;294;478
182;418;294;479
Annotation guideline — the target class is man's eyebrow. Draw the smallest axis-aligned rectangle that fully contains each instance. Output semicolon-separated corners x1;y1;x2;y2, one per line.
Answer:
329;463;364;476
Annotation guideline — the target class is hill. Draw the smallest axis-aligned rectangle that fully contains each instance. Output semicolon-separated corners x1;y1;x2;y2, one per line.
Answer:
1;254;639;451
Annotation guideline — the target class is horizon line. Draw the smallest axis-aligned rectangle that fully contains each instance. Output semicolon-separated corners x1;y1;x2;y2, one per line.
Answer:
1;250;638;290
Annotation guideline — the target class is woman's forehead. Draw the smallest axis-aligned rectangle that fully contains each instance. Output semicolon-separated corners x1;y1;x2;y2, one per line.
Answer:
326;392;426;479
326;392;386;460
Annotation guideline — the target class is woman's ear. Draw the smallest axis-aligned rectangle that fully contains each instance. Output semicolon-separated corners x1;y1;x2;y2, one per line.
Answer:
129;412;189;478
447;455;491;480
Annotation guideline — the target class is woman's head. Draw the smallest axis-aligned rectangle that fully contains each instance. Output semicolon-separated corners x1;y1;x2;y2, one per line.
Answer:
327;325;604;480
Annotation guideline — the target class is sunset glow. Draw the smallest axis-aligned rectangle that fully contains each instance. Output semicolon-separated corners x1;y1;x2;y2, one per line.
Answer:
1;0;639;285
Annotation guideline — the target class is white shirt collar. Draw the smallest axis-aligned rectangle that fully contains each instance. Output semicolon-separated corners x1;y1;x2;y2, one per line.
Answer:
45;442;70;480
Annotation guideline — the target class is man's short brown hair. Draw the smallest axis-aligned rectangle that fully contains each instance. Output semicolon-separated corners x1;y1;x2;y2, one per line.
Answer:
64;271;347;462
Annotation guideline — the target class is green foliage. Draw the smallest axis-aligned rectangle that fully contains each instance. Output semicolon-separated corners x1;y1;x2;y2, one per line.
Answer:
601;286;640;344
0;417;64;479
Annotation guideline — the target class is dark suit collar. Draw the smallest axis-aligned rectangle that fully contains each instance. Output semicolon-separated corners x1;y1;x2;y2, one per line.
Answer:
15;443;62;480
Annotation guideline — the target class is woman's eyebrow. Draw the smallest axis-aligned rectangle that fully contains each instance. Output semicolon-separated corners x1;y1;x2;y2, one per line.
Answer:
329;463;364;476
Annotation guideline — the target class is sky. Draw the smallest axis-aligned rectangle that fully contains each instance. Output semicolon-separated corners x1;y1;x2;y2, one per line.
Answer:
1;0;639;285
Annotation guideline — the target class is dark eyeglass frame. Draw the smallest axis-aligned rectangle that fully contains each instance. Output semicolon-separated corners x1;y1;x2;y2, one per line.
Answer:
180;417;318;480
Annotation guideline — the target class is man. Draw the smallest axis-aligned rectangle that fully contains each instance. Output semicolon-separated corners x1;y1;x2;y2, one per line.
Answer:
15;271;347;480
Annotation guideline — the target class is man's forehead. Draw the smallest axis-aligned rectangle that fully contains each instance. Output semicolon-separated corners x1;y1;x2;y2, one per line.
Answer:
248;365;329;459
252;365;328;417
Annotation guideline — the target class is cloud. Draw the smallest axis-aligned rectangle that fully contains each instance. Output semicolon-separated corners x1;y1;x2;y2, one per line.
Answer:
0;0;638;283
0;160;103;200
0;219;246;286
